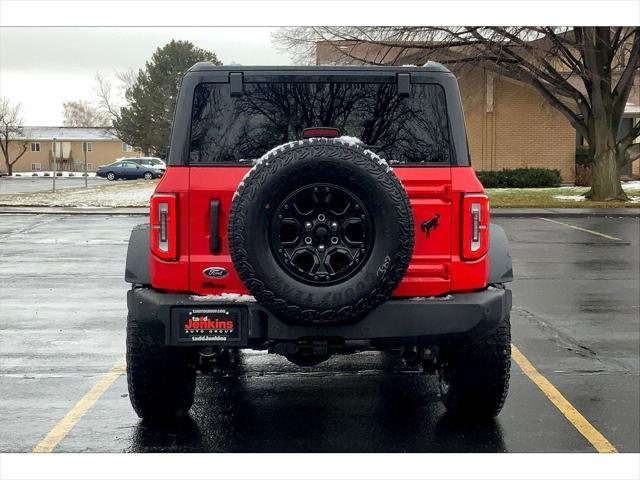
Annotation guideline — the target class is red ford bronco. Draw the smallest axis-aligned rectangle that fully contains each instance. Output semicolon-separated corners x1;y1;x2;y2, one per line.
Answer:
124;64;513;421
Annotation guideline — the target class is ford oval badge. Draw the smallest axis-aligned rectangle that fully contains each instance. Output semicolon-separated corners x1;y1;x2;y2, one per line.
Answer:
203;267;228;278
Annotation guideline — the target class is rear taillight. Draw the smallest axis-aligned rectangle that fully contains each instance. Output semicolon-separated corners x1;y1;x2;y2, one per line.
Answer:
461;193;489;260
150;193;178;260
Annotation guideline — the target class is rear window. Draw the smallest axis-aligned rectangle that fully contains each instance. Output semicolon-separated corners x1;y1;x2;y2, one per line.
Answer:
189;82;451;165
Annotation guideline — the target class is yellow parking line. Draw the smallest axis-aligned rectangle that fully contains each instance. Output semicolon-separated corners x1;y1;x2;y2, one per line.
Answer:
32;357;126;453
539;217;622;241
511;345;618;453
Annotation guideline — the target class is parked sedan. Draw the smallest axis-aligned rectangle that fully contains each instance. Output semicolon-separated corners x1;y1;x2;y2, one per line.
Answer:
130;156;166;172
96;160;163;181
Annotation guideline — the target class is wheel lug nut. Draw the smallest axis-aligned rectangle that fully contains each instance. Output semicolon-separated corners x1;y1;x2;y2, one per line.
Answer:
305;221;312;230
331;237;339;245
318;244;326;252
331;222;338;230
318;214;326;222
304;237;312;245
360;214;365;219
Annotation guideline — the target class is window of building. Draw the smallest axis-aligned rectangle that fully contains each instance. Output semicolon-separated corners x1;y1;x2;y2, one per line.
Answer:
31;163;42;171
87;163;93;171
122;143;134;152
83;142;93;152
31;143;40;152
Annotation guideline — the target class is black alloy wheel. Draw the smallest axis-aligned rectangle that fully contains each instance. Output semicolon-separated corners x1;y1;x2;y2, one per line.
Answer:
270;183;373;285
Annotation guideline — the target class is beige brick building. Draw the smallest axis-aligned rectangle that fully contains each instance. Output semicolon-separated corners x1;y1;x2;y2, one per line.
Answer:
316;42;640;182
1;127;141;174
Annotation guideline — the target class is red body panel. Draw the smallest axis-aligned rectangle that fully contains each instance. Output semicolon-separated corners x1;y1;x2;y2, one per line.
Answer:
150;167;190;292
149;165;489;296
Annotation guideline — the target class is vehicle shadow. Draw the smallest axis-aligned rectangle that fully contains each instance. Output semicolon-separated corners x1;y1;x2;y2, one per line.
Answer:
128;352;506;453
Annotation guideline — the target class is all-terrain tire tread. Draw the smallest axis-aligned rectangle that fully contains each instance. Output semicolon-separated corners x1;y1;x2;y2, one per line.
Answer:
228;138;414;325
440;314;512;418
126;314;196;420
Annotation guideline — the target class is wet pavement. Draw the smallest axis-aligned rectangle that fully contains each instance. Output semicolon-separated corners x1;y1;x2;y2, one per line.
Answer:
0;213;638;452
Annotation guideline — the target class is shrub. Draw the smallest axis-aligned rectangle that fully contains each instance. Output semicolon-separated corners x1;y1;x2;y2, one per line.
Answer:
68;172;75;177
56;172;63;176
32;173;38;176
43;172;50;177
477;168;561;188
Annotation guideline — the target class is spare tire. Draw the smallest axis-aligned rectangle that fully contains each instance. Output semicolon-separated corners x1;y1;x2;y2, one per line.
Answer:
228;138;414;325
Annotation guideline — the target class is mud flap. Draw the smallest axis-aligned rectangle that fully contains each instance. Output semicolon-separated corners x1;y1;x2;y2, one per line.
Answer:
125;224;151;285
488;224;513;284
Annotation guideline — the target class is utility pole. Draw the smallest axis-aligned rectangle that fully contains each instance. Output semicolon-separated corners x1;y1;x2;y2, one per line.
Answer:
52;137;56;193
83;142;88;188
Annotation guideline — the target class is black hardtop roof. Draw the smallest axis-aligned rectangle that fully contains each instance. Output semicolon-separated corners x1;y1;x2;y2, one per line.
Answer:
186;62;452;75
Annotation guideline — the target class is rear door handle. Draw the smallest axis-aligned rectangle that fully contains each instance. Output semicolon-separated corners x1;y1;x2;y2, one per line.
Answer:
210;199;221;253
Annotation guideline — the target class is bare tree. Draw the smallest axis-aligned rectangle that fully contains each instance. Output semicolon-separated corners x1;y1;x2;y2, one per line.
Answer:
63;100;111;127
95;72;121;121
94;71;137;148
0;97;29;176
274;27;640;201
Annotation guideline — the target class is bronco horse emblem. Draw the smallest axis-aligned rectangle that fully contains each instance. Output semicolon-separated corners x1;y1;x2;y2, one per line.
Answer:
421;213;440;237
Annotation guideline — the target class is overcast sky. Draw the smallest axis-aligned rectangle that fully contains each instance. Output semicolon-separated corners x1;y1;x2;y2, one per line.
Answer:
0;27;293;125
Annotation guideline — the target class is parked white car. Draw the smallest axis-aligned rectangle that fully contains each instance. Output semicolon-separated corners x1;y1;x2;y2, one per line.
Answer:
118;157;166;173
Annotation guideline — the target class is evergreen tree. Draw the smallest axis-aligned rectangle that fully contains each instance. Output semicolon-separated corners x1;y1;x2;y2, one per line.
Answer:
115;40;221;157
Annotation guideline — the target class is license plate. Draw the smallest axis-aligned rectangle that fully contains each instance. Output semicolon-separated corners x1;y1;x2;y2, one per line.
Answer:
174;307;243;344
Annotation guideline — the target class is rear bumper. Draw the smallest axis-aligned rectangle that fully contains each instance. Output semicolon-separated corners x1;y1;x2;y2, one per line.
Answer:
127;287;511;348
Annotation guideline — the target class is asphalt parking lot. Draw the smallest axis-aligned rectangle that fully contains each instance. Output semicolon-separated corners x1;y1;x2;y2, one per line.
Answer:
0;177;109;195
0;213;638;453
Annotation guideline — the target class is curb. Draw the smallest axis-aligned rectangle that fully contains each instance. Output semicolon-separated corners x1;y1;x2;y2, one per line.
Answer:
1;206;639;217
491;208;640;218
0;207;148;215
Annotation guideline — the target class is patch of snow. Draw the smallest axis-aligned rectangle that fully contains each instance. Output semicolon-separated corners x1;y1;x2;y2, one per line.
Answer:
553;195;586;201
622;181;640;191
233;137;393;201
337;135;364;146
11;171;96;178
0;180;155;207
406;294;453;302
190;293;256;303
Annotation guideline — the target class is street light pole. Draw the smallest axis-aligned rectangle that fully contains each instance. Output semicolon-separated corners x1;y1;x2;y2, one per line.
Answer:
83;142;88;188
52;137;56;193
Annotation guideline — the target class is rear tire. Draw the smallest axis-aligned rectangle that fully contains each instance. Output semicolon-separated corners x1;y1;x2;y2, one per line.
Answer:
106;172;116;181
143;172;153;180
439;314;511;418
126;313;196;420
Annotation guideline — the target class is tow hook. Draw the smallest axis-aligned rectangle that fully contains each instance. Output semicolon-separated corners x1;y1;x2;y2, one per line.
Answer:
401;346;439;373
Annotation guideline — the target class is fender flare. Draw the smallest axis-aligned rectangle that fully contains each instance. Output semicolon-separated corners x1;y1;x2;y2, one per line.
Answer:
125;223;151;285
488;223;514;284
